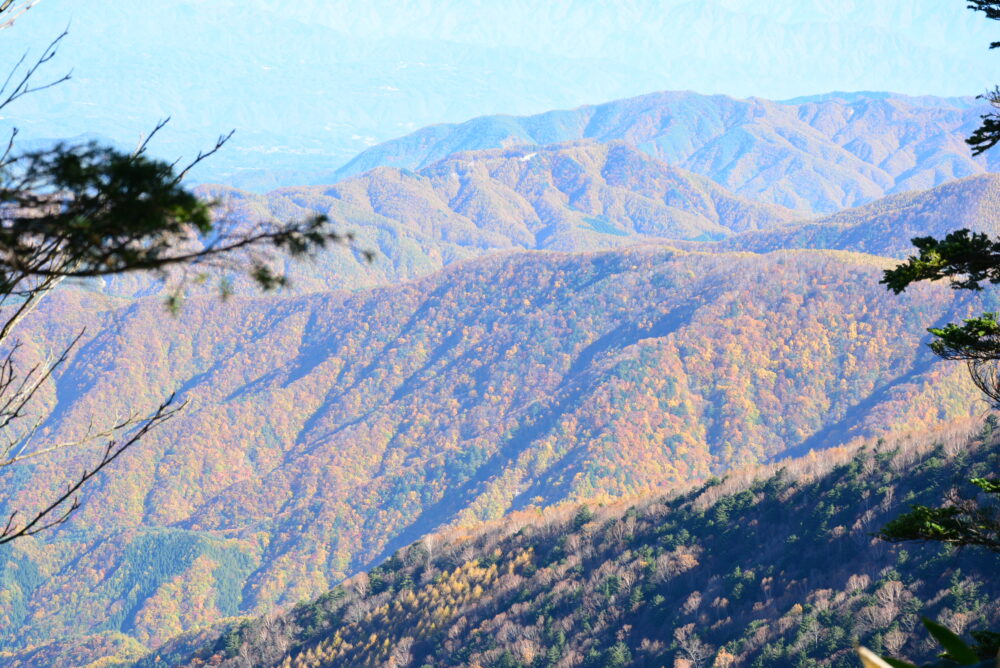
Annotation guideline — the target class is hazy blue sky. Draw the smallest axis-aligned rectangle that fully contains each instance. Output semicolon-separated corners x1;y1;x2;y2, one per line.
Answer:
0;0;996;187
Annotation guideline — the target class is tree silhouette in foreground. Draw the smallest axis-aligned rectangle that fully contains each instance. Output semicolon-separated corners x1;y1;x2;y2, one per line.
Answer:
0;4;364;544
877;0;1000;556
864;2;1000;666
885;0;1000;365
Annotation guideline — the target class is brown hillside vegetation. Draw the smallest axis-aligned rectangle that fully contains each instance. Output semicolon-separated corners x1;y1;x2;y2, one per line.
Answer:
157;419;1000;668
722;173;1000;258
0;244;985;661
190;141;797;296
174;150;1000;304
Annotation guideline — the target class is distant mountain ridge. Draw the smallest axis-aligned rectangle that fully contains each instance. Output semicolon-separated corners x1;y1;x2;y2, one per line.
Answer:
331;90;998;214
9;0;999;190
186;146;1000;300
720;173;1000;257
196;141;796;295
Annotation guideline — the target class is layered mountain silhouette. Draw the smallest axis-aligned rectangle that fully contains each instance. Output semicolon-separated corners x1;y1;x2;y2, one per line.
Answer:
10;0;999;190
196;141;796;294
4;89;1000;666
333;91;997;214
0;244;983;658
721;172;1000;257
188;143;1000;299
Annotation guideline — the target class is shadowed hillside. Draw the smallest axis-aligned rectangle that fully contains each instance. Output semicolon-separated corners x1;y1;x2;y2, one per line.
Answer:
152;421;1000;668
0;245;986;661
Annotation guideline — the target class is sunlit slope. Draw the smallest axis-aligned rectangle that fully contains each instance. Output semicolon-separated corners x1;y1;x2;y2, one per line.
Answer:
194;164;1000;299
0;246;984;655
333;91;996;213
163;423;1000;668
196;141;796;293
721;173;1000;257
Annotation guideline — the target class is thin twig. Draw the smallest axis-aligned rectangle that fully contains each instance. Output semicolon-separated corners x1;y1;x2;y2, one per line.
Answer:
0;0;43;31
134;117;171;157
0;393;184;544
0;28;71;112
174;129;235;182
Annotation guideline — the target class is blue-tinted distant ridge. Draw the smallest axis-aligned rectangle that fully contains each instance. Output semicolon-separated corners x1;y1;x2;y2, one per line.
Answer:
0;0;995;190
331;90;999;214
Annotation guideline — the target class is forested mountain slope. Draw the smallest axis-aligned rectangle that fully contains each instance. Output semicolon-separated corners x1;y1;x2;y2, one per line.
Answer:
0;245;985;661
195;141;796;294
5;94;1000;665
191;147;1000;299
721;173;1000;258
161;421;1000;668
332;91;998;213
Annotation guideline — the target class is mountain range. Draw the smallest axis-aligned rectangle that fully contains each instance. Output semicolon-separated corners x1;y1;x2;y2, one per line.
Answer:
332;91;999;214
2;85;1000;666
0;243;985;662
721;172;1000;257
181;144;1000;302
6;2;998;190
194;141;796;295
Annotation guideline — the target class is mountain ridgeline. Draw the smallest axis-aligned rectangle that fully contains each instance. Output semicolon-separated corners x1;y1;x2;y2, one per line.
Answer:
1;89;999;666
193;144;1000;300
332;91;998;214
8;2;997;191
721;173;1000;258
197;141;797;295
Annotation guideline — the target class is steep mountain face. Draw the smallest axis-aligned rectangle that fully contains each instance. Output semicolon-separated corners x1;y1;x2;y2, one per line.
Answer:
0;246;983;659
720;173;1000;258
193;154;1000;301
197;141;796;294
163;424;1000;668
332;91;997;214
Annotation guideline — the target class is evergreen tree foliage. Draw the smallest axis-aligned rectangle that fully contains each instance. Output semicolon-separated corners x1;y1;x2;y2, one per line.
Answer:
871;4;1000;666
884;2;1000;404
154;435;1000;668
880;477;1000;554
0;2;354;544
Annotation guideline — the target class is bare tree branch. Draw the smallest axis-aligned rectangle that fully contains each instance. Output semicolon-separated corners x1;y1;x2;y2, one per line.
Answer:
0;28;71;113
0;274;60;346
174;129;235;182
0;393;183;544
0;10;368;548
134;117;171;158
0;405;143;468
0;0;42;32
0;127;19;167
0;328;80;435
